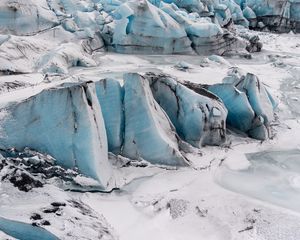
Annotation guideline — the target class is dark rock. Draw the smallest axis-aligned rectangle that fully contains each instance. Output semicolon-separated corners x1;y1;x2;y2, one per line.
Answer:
51;202;66;207
30;213;42;220
9;170;43;192
41;220;51;226
43;207;60;214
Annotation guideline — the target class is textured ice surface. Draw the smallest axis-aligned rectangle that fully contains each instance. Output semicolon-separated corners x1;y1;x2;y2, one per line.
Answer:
0;82;112;189
208;71;276;140
122;73;188;166
0;0;58;35
243;0;300;32
36;43;96;74
95;78;124;154
101;0;193;54
147;73;227;147
216;149;300;213
159;2;242;55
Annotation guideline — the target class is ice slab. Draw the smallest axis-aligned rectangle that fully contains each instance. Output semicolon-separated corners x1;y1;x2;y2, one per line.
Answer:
0;82;112;189
147;73;227;147
101;1;193;54
208;72;276;140
122;73;188;166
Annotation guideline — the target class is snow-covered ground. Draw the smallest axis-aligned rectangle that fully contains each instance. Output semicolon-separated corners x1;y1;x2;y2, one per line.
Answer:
1;30;300;239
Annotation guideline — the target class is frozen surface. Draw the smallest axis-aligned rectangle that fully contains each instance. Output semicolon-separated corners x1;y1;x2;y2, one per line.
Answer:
101;0;193;54
0;0;58;35
0;217;59;240
36;43;96;74
216;149;300;213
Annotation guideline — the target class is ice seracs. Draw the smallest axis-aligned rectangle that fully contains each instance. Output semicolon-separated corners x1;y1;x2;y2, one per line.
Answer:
122;73;188;166
101;0;193;54
159;2;242;55
238;0;300;33
207;70;276;140
36;43;96;74
0;82;113;189
0;0;58;35
146;73;227;147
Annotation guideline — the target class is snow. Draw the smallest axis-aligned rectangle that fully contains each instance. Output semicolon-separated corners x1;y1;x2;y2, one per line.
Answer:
36;43;96;74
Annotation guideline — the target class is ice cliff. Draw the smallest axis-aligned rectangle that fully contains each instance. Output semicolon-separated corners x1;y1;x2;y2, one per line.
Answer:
146;73;227;147
0;82;113;189
101;1;193;54
0;75;191;186
207;69;277;140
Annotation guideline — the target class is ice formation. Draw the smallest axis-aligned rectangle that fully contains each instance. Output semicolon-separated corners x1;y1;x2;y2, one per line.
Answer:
159;2;242;55
122;73;188;166
36;43;96;74
0;74;195;183
245;0;300;32
207;70;276;140
101;1;193;54
146;73;227;147
95;78;124;154
0;0;58;35
0;0;299;61
0;82;113;189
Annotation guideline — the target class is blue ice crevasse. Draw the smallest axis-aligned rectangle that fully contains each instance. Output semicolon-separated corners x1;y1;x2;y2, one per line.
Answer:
95;78;124;154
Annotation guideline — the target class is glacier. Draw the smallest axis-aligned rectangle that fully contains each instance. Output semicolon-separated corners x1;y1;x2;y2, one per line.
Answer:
0;69;277;186
0;0;299;59
1;0;299;239
36;43;96;74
